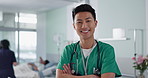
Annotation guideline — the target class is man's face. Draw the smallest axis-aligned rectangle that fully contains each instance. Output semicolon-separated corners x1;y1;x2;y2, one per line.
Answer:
73;12;97;40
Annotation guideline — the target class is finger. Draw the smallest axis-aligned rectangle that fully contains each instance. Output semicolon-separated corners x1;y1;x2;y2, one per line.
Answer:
63;64;69;74
68;63;71;70
63;65;67;73
62;70;66;74
68;63;72;74
63;66;67;74
63;64;68;72
64;64;71;74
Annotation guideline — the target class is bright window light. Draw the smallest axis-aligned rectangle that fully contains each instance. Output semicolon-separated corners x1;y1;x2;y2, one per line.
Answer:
15;13;37;24
0;11;2;21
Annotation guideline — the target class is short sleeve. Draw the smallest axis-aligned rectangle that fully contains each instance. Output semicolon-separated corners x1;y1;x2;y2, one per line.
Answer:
101;46;121;77
56;46;72;70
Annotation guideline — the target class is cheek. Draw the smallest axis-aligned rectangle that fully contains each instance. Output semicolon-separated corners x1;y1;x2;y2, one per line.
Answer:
74;25;80;30
75;28;80;32
91;23;97;28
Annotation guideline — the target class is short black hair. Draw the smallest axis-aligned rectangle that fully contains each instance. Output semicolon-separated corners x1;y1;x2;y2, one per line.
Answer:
72;4;96;21
0;39;10;49
44;60;50;65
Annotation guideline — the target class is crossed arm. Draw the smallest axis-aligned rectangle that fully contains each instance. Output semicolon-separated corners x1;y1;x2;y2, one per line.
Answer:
56;64;115;78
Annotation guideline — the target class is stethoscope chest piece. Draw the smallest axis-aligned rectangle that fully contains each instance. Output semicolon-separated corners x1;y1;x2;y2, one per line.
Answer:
72;70;75;74
93;67;101;76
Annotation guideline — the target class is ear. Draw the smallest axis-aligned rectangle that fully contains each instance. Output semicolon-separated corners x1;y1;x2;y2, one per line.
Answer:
73;23;76;29
94;20;98;28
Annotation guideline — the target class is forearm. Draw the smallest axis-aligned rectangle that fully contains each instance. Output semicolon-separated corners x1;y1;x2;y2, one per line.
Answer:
56;64;115;78
101;73;115;78
60;74;100;78
56;69;100;78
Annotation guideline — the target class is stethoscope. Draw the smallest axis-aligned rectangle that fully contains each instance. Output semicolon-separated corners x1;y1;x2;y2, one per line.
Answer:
70;40;101;76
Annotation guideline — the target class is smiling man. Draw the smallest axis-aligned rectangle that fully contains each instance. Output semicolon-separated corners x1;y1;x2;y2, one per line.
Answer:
56;4;121;78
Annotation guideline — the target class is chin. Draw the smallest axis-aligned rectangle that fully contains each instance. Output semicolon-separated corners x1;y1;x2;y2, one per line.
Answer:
80;36;90;40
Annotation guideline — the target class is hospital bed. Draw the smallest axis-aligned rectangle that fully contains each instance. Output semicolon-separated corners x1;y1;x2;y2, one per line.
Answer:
14;63;56;78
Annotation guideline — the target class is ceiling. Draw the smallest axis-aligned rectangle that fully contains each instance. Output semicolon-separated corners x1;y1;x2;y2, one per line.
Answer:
0;0;82;13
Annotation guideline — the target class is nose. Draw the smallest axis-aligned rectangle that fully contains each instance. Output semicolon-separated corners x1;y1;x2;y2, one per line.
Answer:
81;22;88;28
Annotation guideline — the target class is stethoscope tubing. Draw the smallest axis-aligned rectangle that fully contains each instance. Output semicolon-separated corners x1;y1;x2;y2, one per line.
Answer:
70;40;100;75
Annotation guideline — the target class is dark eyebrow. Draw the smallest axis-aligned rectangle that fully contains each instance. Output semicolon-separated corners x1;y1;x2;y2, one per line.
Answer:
76;19;83;21
76;17;92;21
85;17;92;20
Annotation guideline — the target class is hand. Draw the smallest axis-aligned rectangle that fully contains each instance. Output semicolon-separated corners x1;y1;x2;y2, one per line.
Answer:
62;63;72;74
39;57;45;64
13;62;18;66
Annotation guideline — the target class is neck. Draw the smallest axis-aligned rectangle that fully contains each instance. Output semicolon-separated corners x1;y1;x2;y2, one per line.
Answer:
80;38;95;49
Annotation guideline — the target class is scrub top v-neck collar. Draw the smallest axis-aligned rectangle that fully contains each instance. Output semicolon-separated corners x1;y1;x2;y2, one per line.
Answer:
76;43;97;75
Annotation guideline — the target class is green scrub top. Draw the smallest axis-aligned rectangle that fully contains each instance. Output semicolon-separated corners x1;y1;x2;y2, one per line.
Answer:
57;41;121;77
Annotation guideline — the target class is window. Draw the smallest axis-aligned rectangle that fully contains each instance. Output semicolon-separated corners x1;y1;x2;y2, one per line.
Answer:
15;13;37;29
0;12;37;63
15;31;37;63
0;31;16;52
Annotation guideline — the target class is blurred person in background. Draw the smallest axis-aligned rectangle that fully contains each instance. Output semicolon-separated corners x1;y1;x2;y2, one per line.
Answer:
28;57;57;77
28;57;50;71
0;39;17;78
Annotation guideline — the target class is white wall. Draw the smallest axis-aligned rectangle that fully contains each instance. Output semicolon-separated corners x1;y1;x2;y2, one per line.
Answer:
36;12;47;60
146;0;148;54
97;0;146;76
90;0;99;39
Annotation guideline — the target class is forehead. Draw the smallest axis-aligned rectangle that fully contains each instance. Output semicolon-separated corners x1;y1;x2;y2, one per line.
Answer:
74;12;93;20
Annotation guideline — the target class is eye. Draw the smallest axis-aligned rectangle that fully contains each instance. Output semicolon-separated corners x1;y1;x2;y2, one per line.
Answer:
86;20;91;23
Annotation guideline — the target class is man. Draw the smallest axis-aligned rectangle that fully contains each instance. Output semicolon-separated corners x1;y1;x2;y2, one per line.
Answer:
13;57;56;78
25;57;57;77
56;4;121;78
28;57;50;71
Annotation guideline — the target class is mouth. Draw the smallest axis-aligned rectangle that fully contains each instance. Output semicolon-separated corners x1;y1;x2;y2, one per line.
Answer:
80;30;90;33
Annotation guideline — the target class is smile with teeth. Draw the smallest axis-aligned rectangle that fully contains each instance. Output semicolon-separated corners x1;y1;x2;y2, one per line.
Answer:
81;30;90;33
